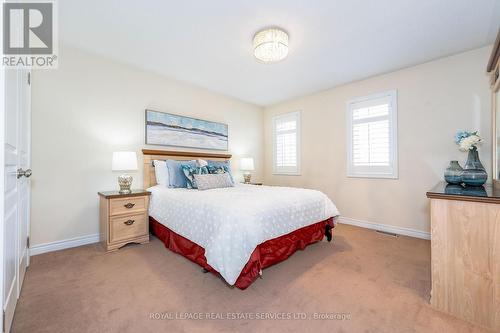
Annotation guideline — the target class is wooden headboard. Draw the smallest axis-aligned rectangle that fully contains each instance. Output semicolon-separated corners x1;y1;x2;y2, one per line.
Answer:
142;149;232;188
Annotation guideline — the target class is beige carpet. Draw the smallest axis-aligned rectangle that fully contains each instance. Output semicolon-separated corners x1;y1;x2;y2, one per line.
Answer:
11;224;493;333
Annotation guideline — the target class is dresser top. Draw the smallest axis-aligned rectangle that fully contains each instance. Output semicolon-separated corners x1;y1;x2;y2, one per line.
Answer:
98;189;151;199
426;182;500;204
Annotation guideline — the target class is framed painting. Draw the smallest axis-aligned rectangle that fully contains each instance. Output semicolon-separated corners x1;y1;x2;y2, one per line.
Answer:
145;109;228;151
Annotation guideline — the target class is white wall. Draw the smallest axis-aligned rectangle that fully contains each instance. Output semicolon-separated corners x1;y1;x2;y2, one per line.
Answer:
264;46;492;234
31;45;264;247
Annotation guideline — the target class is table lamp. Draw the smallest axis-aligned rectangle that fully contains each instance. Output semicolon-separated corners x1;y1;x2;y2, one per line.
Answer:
112;151;138;194
240;157;255;184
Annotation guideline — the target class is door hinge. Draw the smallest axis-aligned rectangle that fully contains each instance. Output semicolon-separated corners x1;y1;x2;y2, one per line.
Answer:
27;236;30;248
27;72;31;85
3;310;5;332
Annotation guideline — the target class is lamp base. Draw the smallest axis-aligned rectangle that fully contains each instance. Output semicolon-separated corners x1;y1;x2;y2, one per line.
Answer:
118;174;133;194
243;172;251;184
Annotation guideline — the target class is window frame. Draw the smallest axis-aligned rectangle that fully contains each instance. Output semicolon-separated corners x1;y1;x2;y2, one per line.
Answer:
272;111;301;176
346;90;398;179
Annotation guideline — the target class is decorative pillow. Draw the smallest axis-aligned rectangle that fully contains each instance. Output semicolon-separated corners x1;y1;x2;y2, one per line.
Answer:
166;159;196;188
207;160;234;183
194;173;235;191
197;159;208;167
181;164;209;189
207;165;230;174
153;160;169;186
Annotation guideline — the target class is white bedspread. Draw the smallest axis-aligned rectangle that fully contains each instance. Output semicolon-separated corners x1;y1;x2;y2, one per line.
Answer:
148;184;339;285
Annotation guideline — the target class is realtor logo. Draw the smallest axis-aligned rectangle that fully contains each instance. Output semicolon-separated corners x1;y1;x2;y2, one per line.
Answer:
2;1;57;68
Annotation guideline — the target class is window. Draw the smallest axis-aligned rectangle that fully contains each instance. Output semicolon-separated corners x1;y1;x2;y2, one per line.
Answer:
273;111;300;175
347;90;398;178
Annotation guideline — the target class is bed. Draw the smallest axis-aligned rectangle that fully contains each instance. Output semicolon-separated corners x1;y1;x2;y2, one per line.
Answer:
143;149;339;289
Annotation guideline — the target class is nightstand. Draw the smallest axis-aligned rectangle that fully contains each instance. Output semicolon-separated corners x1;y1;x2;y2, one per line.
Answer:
242;182;263;186
98;190;151;252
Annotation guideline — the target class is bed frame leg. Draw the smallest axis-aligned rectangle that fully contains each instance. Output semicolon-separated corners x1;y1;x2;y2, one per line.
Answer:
325;224;333;242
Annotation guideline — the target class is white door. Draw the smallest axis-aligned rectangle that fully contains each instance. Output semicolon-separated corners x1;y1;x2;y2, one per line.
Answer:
3;67;31;333
17;68;31;291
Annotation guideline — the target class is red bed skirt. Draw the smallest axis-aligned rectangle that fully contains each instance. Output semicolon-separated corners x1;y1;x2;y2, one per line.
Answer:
149;216;334;289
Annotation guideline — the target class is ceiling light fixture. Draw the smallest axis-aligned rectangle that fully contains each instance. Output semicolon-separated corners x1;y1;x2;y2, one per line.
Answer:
253;28;289;63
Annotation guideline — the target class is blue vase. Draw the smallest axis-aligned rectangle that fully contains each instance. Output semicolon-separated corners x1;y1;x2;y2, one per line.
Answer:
444;160;463;184
462;147;487;186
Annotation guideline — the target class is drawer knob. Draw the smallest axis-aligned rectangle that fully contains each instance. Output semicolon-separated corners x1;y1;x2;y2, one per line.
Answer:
124;219;135;226
124;203;135;209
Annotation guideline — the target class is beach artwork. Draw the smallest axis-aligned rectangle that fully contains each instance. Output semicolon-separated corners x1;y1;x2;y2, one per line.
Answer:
145;110;228;151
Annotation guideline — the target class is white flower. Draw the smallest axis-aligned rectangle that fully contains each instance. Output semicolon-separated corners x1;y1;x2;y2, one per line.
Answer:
458;134;482;151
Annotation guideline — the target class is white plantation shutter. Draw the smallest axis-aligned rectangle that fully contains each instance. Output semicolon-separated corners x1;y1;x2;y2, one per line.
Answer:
347;90;398;178
273;111;300;174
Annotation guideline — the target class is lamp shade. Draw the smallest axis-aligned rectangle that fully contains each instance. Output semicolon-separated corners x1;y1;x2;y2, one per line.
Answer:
112;152;138;171
240;157;255;171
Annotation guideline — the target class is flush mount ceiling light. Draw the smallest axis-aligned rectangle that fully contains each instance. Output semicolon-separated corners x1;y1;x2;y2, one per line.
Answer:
253;28;289;63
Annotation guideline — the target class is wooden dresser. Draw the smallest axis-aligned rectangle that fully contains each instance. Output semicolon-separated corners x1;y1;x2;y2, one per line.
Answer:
98;190;151;252
426;182;500;331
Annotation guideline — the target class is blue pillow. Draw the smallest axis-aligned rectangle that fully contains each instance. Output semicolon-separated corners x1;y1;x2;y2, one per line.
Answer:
166;159;196;188
207;160;234;183
181;165;209;189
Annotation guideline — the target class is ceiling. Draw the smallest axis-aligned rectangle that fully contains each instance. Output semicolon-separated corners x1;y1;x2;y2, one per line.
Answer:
60;0;500;106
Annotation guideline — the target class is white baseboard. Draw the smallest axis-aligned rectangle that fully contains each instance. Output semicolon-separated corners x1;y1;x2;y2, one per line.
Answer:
29;234;100;256
338;217;430;240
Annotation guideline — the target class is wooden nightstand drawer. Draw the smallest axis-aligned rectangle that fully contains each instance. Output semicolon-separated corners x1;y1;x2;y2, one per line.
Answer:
109;196;147;216
109;213;147;243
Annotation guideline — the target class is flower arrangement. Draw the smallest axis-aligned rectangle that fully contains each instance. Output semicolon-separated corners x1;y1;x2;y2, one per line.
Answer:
455;131;483;151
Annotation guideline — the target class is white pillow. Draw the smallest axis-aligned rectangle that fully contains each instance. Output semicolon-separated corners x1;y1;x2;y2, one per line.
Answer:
153;160;169;186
